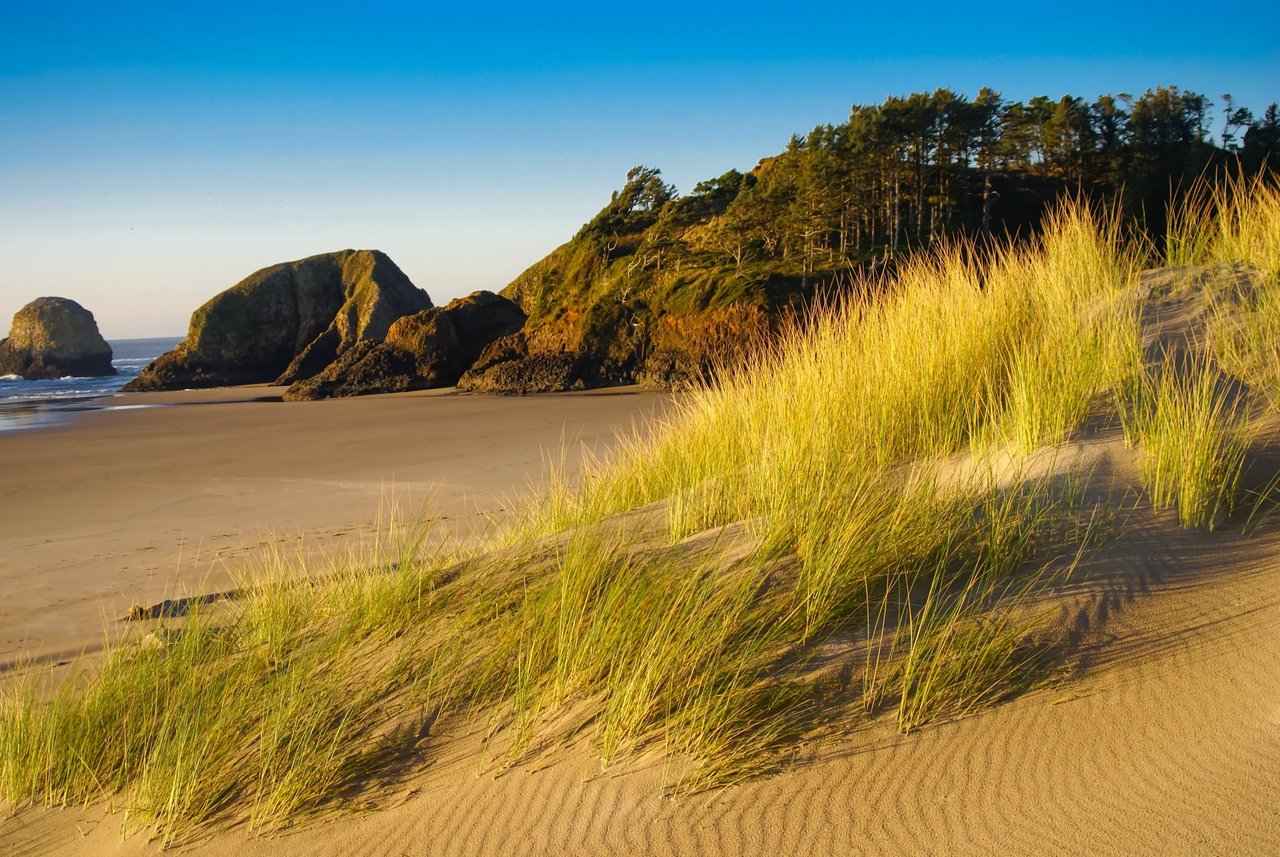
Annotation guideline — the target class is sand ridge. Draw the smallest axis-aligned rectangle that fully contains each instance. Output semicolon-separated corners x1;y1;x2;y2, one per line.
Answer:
3;450;1278;855
2;364;1279;855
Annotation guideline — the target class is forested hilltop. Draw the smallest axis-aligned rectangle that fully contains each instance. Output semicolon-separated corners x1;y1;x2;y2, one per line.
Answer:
459;86;1279;392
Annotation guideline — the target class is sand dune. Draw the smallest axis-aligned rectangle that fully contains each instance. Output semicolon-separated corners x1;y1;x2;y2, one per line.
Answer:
3;430;1277;855
4;267;1280;855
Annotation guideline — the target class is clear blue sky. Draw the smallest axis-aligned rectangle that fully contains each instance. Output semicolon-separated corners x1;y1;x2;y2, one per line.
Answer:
1;1;1276;338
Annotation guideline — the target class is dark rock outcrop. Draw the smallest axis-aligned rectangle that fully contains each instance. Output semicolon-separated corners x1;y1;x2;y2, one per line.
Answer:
459;303;775;393
123;250;431;392
456;332;586;394
282;291;525;400
280;339;418;401
0;297;115;380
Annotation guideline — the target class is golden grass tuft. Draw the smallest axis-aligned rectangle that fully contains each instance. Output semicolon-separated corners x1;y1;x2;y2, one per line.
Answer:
1168;172;1280;278
1121;357;1251;529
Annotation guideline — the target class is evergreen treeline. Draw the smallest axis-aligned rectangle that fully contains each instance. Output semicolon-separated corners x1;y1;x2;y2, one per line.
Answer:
505;86;1278;378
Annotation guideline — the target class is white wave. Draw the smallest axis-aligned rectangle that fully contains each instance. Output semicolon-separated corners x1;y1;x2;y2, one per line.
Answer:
0;374;20;381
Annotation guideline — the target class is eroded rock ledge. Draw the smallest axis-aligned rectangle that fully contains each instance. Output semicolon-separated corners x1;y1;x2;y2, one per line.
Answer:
282;291;525;400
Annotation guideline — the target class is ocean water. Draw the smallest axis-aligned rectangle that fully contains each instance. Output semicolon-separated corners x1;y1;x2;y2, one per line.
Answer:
0;336;183;432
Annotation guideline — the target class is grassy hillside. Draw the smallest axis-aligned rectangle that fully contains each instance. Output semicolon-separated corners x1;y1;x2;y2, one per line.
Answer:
2;176;1277;844
474;87;1278;391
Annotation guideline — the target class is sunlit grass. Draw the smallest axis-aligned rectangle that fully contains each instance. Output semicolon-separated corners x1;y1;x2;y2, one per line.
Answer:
2;187;1276;842
1168;173;1280;407
1122;357;1251;529
1168;172;1280;278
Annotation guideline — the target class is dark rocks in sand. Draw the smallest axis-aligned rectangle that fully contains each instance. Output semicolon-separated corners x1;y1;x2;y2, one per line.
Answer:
282;291;526;401
0;297;115;380
455;332;586;394
459;303;773;394
122;249;432;392
279;339;417;401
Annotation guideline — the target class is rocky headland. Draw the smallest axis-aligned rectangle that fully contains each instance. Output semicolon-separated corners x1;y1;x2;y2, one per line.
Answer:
118;170;830;399
126;171;813;398
455;168;803;394
0;297;115;380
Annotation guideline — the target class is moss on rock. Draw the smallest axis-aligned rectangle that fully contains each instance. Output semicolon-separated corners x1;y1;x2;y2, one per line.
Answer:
124;250;431;392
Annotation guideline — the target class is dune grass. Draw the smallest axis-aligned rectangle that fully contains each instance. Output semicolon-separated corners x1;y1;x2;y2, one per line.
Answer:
2;188;1275;843
512;200;1140;547
1130;173;1275;525
1121;357;1250;529
1168;172;1280;279
0;534;446;842
1191;177;1280;410
1213;284;1280;411
1167;173;1280;407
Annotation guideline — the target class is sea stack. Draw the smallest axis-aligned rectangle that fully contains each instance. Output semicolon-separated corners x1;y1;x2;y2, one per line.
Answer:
124;249;433;392
0;297;115;380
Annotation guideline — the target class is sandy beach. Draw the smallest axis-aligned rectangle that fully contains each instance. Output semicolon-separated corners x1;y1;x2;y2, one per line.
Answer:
4;260;1280;855
4;477;1278;856
0;387;671;671
3;387;1279;855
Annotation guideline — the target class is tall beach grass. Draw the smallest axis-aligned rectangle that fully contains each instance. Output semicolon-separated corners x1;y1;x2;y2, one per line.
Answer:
1121;356;1250;529
2;187;1276;842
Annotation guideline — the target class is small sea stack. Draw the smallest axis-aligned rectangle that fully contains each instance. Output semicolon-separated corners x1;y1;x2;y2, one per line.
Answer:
0;296;115;380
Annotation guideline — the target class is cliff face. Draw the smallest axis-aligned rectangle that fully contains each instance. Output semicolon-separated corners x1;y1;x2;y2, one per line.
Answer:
0;297;115;380
123;250;433;392
456;227;801;393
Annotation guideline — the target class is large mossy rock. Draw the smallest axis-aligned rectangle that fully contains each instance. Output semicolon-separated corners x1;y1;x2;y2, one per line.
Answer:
123;250;432;392
282;291;525;401
0;297;115;380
